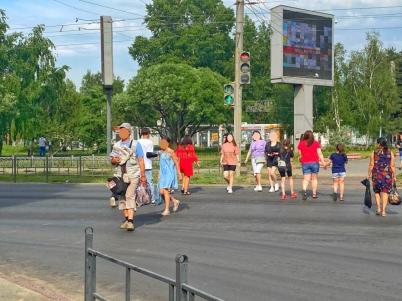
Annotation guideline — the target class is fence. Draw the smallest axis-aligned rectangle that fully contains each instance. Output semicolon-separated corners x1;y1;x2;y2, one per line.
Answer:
84;227;224;301
0;156;225;182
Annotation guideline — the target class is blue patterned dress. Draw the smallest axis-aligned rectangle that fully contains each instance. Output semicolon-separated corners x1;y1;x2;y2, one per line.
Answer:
159;152;178;189
372;150;393;193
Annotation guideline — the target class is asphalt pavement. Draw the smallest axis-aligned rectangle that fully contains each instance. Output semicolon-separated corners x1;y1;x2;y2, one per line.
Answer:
1;172;402;301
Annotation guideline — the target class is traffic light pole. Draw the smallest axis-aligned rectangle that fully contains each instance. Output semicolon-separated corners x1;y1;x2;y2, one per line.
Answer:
234;0;244;176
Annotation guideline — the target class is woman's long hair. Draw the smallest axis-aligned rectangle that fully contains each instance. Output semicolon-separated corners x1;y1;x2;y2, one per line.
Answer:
224;133;237;146
336;144;346;155
377;137;388;152
181;135;193;146
302;130;314;147
281;138;292;153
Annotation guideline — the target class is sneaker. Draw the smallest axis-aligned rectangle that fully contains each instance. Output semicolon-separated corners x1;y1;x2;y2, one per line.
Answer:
280;194;288;200
274;183;279;192
226;186;230;191
302;190;307;201
120;221;128;229
109;197;117;208
332;193;338;202
126;222;135;231
291;192;298;199
269;186;275;193
254;185;262;192
227;188;233;194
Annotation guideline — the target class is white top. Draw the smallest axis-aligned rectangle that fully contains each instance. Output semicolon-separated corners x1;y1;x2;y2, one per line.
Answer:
39;137;46;147
138;138;154;170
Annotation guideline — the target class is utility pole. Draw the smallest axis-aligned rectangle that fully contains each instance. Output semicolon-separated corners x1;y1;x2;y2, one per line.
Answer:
234;0;244;176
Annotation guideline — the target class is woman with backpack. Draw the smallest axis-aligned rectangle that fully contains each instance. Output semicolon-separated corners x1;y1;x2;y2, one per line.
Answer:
368;138;397;217
176;135;200;195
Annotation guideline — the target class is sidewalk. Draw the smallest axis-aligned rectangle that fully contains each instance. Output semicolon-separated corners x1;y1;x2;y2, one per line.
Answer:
0;277;50;301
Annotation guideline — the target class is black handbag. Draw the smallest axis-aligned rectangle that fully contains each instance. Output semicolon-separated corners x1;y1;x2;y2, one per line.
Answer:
107;176;129;196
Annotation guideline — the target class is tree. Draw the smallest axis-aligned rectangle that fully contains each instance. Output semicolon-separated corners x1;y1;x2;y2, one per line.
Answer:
122;63;230;143
129;0;235;77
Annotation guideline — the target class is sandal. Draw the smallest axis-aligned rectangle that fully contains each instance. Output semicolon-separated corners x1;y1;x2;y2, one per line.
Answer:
181;189;185;194
375;210;381;216
161;211;170;217
381;212;387;217
173;199;180;212
302;190;307;201
291;192;298;199
280;194;288;200
312;194;318;199
184;191;191;195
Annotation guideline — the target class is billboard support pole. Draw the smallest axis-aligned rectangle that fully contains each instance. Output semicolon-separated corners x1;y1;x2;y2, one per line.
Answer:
294;84;314;145
234;0;244;176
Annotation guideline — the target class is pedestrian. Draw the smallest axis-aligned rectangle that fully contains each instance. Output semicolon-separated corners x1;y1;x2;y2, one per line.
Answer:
176;135;200;195
220;133;240;194
38;136;46;156
278;139;297;200
138;128;155;204
329;144;348;202
244;130;266;192
158;136;182;216
396;133;402;170
110;123;146;231
265;130;281;192
297;130;327;200
368;137;397;217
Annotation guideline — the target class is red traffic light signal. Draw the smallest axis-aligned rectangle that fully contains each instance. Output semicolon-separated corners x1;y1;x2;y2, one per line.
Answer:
240;51;250;84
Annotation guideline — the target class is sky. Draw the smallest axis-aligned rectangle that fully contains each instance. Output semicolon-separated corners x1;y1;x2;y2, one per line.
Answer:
2;0;402;87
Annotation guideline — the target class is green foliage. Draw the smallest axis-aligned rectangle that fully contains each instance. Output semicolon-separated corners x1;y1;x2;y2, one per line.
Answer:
120;63;230;143
328;126;352;146
129;0;235;77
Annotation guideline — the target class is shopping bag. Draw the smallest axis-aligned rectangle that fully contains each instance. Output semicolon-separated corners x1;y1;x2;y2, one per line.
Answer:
361;178;372;209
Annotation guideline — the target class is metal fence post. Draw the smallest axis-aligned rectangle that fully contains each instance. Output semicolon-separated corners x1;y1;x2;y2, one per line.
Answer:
85;227;94;301
45;156;49;183
13;156;17;183
175;254;188;301
79;156;82;176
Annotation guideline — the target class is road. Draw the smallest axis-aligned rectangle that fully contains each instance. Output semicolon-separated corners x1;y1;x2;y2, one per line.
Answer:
1;174;402;300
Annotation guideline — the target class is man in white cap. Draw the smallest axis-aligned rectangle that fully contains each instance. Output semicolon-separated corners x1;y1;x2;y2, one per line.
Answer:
110;123;146;231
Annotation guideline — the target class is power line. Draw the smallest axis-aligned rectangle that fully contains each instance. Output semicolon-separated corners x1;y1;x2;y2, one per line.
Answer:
49;0;100;16
77;0;144;17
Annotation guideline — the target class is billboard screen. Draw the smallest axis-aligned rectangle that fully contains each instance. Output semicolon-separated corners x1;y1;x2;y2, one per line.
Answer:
271;6;334;86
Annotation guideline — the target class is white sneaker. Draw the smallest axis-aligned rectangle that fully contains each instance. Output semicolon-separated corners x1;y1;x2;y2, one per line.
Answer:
226;186;230;191
109;197;117;208
274;183;279;192
269;186;275;193
227;188;233;194
254;185;262;192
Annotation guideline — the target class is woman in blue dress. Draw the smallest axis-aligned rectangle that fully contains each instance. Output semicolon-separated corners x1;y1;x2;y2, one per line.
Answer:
159;137;182;216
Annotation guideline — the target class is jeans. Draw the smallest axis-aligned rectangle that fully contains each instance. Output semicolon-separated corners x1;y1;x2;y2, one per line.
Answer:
145;169;155;201
39;146;46;156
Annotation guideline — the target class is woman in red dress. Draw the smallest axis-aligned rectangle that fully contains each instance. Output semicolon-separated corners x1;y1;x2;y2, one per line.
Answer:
176;135;200;195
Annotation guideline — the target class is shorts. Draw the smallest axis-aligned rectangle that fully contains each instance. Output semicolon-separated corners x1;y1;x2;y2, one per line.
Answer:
302;162;320;175
223;165;236;172
118;177;139;210
399;151;402;160
267;157;278;168
279;167;293;178
332;172;346;178
251;158;264;175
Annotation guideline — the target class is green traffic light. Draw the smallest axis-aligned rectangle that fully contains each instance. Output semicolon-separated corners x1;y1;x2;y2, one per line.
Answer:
225;95;234;105
224;84;234;94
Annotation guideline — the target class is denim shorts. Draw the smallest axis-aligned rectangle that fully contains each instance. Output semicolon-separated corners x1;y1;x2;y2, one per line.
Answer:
332;172;346;178
302;162;320;175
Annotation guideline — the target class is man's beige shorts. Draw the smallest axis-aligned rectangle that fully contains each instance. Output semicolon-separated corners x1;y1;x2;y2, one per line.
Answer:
118;177;139;210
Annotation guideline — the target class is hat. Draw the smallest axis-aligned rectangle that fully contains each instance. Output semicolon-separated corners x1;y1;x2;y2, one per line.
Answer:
118;123;132;130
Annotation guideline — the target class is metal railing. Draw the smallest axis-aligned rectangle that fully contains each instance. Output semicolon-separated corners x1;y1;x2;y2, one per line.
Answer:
1;155;224;182
84;227;224;301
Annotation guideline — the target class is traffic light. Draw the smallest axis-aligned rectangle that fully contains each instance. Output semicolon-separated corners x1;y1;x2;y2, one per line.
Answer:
224;83;235;106
240;51;250;84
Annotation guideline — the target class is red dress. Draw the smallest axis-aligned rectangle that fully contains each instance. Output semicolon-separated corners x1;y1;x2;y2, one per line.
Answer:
176;145;198;177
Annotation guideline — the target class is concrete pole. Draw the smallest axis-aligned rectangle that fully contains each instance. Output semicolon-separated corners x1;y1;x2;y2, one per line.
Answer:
234;0;244;176
294;84;314;145
105;87;112;155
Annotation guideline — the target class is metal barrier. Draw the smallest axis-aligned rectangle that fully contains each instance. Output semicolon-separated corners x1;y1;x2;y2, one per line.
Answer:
84;227;224;301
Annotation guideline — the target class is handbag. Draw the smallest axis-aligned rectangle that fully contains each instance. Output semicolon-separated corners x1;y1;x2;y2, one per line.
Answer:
255;156;266;164
389;183;401;206
278;160;286;168
107;176;129;196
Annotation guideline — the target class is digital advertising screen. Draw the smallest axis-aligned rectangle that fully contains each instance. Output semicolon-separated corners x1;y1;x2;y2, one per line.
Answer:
283;10;332;80
271;6;334;86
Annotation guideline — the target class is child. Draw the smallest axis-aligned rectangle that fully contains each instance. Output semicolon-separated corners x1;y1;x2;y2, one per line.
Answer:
329;144;348;202
158;136;182;216
278;139;297;200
